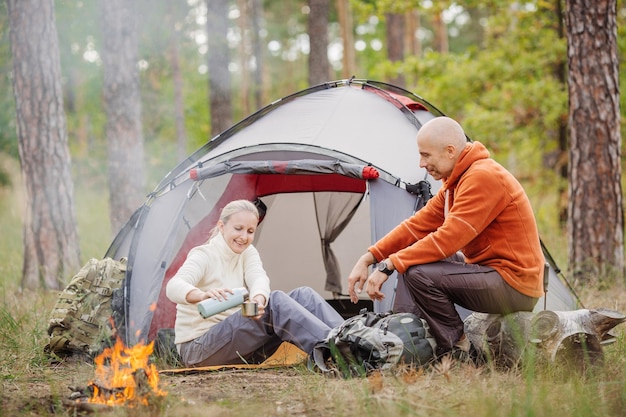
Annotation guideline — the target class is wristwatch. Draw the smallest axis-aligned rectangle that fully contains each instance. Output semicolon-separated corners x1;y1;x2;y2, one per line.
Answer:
377;260;394;276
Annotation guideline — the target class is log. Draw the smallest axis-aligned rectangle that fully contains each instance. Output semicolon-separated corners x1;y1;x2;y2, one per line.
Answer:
464;308;625;370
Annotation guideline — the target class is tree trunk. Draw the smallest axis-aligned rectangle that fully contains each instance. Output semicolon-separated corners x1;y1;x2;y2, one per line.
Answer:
554;0;569;228
385;13;405;87
432;10;449;54
238;0;251;117
405;10;421;58
168;7;188;164
465;309;625;370
308;0;330;86
6;0;80;290
100;0;146;236
250;0;264;110
565;0;623;282
206;0;233;138
336;0;355;79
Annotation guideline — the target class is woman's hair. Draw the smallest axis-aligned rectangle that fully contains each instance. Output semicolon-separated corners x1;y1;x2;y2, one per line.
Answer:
208;199;260;241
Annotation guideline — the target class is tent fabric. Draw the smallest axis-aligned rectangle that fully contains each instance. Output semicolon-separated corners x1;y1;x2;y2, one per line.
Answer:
159;342;307;375
313;192;364;293
104;79;579;347
190;159;380;181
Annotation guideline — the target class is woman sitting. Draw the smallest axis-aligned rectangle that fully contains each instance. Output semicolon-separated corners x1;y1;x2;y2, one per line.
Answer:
166;199;344;367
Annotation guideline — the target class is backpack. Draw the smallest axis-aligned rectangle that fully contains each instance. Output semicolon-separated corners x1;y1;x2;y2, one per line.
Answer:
310;310;436;377
44;257;127;358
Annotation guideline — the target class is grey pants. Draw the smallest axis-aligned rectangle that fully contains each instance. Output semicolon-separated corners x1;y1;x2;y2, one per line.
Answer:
393;259;538;355
178;287;344;367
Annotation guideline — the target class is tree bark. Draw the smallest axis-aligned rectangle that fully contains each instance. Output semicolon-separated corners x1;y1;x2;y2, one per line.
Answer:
167;5;188;164
565;0;623;282
465;309;625;370
238;0;251;117
250;0;264;110
553;0;569;228
308;0;330;86
385;13;405;87
336;0;355;79
206;0;233;138
100;0;146;236
6;0;80;290
432;10;448;54
405;10;421;58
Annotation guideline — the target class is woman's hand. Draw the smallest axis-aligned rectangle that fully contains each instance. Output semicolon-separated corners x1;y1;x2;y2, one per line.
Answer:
186;288;234;304
249;294;266;319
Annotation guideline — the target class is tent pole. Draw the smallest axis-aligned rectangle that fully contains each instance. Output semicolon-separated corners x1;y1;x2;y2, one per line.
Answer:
540;240;584;309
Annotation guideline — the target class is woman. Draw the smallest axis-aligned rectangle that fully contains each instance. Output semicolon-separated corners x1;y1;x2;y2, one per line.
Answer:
166;199;344;367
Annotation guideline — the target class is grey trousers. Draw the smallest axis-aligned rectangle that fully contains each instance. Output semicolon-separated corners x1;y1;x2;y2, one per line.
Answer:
178;287;344;367
393;259;538;355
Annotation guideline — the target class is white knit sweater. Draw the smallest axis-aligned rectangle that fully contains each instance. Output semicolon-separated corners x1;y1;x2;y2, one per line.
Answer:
165;233;271;344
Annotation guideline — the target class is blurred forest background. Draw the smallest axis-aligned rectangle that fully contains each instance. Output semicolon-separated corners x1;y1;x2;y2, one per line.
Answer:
0;0;624;288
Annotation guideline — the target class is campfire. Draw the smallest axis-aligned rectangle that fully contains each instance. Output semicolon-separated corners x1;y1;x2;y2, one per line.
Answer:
69;337;167;410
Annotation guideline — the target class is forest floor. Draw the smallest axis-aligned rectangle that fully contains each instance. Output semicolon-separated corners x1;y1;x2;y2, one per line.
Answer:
3;281;626;417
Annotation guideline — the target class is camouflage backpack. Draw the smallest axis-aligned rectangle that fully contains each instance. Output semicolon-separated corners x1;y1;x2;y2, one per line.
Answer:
310;310;436;377
44;257;127;358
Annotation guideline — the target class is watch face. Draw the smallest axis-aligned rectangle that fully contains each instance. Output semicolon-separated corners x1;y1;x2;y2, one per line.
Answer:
377;261;391;275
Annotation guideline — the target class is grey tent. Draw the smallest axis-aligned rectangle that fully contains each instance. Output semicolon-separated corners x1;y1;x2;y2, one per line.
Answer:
105;79;578;346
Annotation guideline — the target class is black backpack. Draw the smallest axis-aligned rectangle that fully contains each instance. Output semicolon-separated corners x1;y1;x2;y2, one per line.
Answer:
310;310;436;377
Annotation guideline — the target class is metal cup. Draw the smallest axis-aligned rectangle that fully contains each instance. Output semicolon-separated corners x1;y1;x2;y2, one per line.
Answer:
241;301;259;317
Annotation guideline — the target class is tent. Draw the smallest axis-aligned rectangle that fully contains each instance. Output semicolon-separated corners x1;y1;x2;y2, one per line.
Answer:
105;78;578;346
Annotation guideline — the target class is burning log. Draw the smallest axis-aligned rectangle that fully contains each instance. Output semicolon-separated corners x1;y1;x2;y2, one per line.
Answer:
464;308;626;370
88;368;157;404
65;337;167;412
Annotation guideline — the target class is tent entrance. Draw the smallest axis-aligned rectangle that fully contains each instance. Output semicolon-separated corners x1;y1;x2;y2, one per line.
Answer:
147;169;378;340
254;192;374;315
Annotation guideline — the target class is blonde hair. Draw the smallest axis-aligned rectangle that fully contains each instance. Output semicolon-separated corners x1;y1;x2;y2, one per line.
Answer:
208;199;260;241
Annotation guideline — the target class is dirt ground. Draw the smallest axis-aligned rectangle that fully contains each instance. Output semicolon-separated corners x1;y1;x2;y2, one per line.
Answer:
1;359;361;417
3;284;625;417
158;367;334;416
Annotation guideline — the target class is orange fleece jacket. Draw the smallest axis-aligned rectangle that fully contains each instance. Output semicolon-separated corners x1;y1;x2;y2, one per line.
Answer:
369;141;544;298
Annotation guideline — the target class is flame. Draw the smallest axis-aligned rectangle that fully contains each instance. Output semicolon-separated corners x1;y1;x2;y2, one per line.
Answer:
86;337;167;407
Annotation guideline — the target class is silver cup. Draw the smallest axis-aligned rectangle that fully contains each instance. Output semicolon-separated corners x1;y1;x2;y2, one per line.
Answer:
241;301;259;317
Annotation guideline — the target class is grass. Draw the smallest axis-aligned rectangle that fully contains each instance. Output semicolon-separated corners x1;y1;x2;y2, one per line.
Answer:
1;153;626;416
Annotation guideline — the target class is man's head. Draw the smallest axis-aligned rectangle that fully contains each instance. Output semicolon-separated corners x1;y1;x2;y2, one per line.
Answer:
417;117;468;180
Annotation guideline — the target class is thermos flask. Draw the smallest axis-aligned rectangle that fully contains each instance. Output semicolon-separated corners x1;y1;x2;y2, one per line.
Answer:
197;287;249;318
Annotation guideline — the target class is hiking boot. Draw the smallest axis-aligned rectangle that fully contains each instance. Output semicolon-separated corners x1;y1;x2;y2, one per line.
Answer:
449;347;473;363
442;336;485;366
454;334;471;353
448;334;472;362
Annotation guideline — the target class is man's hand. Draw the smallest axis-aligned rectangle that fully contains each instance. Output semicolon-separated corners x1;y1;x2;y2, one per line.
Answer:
347;253;373;303
366;271;388;301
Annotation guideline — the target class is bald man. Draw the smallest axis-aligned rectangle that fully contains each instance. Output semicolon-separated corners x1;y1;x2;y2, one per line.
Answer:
347;116;544;359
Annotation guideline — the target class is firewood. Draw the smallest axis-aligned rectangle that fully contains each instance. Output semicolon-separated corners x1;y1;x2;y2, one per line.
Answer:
464;308;625;371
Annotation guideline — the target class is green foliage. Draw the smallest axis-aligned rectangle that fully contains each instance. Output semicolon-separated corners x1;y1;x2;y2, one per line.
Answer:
0;156;23;287
0;291;54;380
392;2;569;232
2;1;626;413
352;0;424;16
0;305;19;351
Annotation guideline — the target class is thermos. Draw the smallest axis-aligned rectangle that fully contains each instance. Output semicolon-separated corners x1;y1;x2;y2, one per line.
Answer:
197;287;249;318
